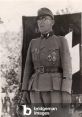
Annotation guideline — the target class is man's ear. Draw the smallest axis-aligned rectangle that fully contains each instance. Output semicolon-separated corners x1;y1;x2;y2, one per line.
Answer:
51;19;55;26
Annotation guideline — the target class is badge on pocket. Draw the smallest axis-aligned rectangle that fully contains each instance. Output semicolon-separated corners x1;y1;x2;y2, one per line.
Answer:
47;50;57;63
51;51;56;62
32;48;39;61
34;48;39;54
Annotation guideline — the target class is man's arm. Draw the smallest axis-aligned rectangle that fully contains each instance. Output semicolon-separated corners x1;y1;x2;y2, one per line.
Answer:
60;36;72;94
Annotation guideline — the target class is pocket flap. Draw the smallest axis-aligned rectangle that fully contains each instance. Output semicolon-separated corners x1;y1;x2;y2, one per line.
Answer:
51;73;62;90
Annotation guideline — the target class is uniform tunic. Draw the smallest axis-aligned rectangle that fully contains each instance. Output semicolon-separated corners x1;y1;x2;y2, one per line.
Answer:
22;34;72;95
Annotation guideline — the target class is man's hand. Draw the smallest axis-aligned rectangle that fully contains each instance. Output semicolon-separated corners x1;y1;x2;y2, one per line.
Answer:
61;91;71;108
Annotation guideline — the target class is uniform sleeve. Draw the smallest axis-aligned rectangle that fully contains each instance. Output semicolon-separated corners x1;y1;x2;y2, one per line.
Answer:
60;37;72;94
22;40;34;91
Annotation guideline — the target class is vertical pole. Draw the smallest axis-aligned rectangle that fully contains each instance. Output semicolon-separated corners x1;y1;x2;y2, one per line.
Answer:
81;14;82;77
80;13;82;93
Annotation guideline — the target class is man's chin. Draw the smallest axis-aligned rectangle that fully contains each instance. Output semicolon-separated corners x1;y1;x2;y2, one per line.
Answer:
40;30;49;34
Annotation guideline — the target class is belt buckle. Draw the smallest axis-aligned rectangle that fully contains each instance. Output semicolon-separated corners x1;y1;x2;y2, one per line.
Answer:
40;66;44;73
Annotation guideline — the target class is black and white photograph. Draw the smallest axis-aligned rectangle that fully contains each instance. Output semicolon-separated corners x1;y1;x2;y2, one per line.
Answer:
0;0;82;117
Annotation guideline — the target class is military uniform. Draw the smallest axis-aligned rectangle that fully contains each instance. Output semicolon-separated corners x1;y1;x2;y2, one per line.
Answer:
22;33;72;102
21;7;72;117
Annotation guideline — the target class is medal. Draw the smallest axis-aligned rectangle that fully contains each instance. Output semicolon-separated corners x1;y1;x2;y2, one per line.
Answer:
34;48;39;54
52;51;56;62
48;54;52;61
47;51;56;63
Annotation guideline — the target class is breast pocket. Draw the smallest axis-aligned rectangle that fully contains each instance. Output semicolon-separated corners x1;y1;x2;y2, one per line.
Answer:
31;48;39;61
48;48;60;64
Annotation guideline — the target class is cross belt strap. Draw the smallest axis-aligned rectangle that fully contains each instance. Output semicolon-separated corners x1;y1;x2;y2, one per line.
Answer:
35;66;63;74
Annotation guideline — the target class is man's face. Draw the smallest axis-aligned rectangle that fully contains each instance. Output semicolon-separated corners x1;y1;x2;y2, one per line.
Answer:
37;15;54;34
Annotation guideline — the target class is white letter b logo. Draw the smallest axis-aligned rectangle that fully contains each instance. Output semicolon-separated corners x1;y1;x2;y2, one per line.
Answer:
22;105;32;115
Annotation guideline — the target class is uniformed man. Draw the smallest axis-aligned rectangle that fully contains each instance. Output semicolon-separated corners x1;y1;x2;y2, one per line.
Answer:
21;7;72;117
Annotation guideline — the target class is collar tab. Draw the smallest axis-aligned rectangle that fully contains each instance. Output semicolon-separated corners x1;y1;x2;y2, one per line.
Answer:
41;31;54;39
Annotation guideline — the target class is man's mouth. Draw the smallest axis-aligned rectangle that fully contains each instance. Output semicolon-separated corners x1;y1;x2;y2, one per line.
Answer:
40;26;44;28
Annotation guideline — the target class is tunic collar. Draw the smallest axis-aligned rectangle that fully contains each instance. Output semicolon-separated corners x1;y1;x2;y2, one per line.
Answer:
41;31;54;39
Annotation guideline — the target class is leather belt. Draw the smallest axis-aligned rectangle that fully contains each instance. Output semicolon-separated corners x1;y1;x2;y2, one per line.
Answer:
35;66;63;74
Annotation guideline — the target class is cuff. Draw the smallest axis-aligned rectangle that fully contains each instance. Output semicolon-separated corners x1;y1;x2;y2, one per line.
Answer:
61;78;72;94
